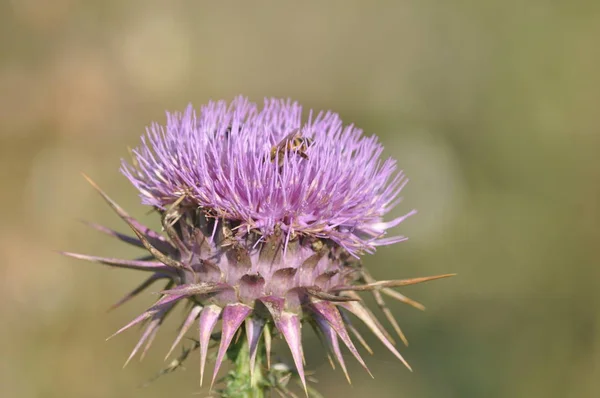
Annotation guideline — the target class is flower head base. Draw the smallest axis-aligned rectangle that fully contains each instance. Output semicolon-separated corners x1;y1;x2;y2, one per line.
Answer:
64;97;453;394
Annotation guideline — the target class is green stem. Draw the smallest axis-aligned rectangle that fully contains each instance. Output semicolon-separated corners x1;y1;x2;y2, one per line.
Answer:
222;332;267;398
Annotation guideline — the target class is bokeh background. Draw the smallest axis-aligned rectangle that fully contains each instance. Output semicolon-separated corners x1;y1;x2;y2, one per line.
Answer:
2;1;599;397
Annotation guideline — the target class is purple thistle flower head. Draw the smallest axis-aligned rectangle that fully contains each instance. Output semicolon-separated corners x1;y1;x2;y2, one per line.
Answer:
122;96;413;256
64;96;452;394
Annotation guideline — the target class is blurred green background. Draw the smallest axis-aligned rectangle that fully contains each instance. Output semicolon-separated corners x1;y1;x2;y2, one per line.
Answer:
2;1;599;397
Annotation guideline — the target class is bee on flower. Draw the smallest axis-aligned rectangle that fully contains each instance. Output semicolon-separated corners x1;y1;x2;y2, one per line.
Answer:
269;129;314;167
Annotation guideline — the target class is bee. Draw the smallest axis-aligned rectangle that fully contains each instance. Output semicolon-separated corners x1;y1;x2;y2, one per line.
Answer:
220;125;235;140
269;129;313;166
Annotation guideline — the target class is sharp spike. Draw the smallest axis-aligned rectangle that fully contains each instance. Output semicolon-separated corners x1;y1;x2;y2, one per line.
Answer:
122;295;179;367
371;289;409;346
198;305;222;386
264;322;272;369
160;282;222;297
81;174;182;268
107;294;182;340
342;291;396;345
128;226;183;269
123;317;162;368
311;301;372;377
135;254;155;261
258;296;285;371
346;322;373;355
333;273;456;292
161;195;190;256
362;268;425;312
273;312;307;396
381;288;426;311
211;304;252;389
308;320;335;370
245;317;266;379
306;288;358;302
360;269;409;345
81;174;173;251
108;273;166;312
108;310;153;341
140;321;161;361
339;301;412;371
165;305;202;360
81;221;144;248
163;221;189;256
60;252;173;274
326;351;336;370
147;293;184;310
314;315;350;383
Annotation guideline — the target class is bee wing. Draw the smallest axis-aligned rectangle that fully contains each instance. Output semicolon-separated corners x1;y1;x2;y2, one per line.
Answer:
271;129;300;161
275;129;301;147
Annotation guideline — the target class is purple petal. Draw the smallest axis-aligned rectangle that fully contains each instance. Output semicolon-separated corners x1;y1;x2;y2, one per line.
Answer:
366;210;416;233
372;235;409;246
211;304;252;388
120;98;414;256
198;305;222;386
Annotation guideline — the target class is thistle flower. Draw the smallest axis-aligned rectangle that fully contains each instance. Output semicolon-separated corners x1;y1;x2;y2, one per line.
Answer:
64;96;452;395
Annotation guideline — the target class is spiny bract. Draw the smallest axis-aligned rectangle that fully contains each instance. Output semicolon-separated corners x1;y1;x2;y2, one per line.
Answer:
64;96;452;393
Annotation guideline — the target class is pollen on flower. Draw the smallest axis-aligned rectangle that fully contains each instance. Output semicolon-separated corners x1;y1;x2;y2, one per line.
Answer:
63;96;453;394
